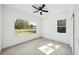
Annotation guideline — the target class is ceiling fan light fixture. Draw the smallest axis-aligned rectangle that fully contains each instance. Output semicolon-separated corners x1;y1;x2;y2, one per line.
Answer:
32;4;48;15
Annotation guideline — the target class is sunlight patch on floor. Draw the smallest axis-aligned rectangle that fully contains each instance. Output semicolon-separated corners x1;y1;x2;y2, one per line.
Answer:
38;43;60;55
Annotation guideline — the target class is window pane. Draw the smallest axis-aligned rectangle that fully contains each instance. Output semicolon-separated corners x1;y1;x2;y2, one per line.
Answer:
57;19;66;33
15;19;37;36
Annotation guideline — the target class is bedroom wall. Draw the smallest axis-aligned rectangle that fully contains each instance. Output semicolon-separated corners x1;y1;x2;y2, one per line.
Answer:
0;5;2;52
42;9;73;47
74;5;79;55
2;5;42;48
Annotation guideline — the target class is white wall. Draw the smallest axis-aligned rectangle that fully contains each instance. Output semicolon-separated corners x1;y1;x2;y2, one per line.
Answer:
2;5;42;48
0;5;2;52
42;10;73;46
74;5;79;55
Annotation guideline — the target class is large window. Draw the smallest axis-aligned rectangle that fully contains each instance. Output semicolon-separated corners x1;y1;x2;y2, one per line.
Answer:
15;19;37;36
57;19;66;33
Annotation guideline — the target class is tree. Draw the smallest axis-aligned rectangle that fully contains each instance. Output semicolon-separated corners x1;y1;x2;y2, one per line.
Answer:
15;19;27;29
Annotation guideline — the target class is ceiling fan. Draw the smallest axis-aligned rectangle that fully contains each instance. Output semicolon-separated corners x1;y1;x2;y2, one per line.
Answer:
32;4;48;15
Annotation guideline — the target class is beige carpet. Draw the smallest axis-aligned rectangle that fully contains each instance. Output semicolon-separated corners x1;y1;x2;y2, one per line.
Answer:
0;37;72;55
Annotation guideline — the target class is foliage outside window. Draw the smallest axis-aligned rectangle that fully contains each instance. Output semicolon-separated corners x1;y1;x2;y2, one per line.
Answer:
15;19;37;36
57;19;66;33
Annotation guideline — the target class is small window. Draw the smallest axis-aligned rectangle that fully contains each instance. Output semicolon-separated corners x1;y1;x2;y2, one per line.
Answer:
15;19;37;36
57;19;66;33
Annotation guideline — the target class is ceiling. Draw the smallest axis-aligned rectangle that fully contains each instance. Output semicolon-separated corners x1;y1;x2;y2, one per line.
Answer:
3;4;74;19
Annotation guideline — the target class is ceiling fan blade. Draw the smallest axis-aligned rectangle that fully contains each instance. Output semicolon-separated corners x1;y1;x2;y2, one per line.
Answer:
42;10;48;12
32;5;39;9
40;12;42;15
33;10;39;13
41;4;45;9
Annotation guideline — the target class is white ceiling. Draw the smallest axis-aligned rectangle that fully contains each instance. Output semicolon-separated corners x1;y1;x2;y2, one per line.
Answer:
3;4;74;19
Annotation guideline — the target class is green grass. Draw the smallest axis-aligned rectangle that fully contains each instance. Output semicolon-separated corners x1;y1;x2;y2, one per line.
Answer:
15;29;36;36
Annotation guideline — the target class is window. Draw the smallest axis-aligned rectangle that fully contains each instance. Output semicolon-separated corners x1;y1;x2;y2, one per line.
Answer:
15;19;37;36
57;19;66;33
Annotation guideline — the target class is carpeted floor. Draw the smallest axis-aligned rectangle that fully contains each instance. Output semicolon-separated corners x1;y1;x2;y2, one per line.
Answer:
0;37;72;55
